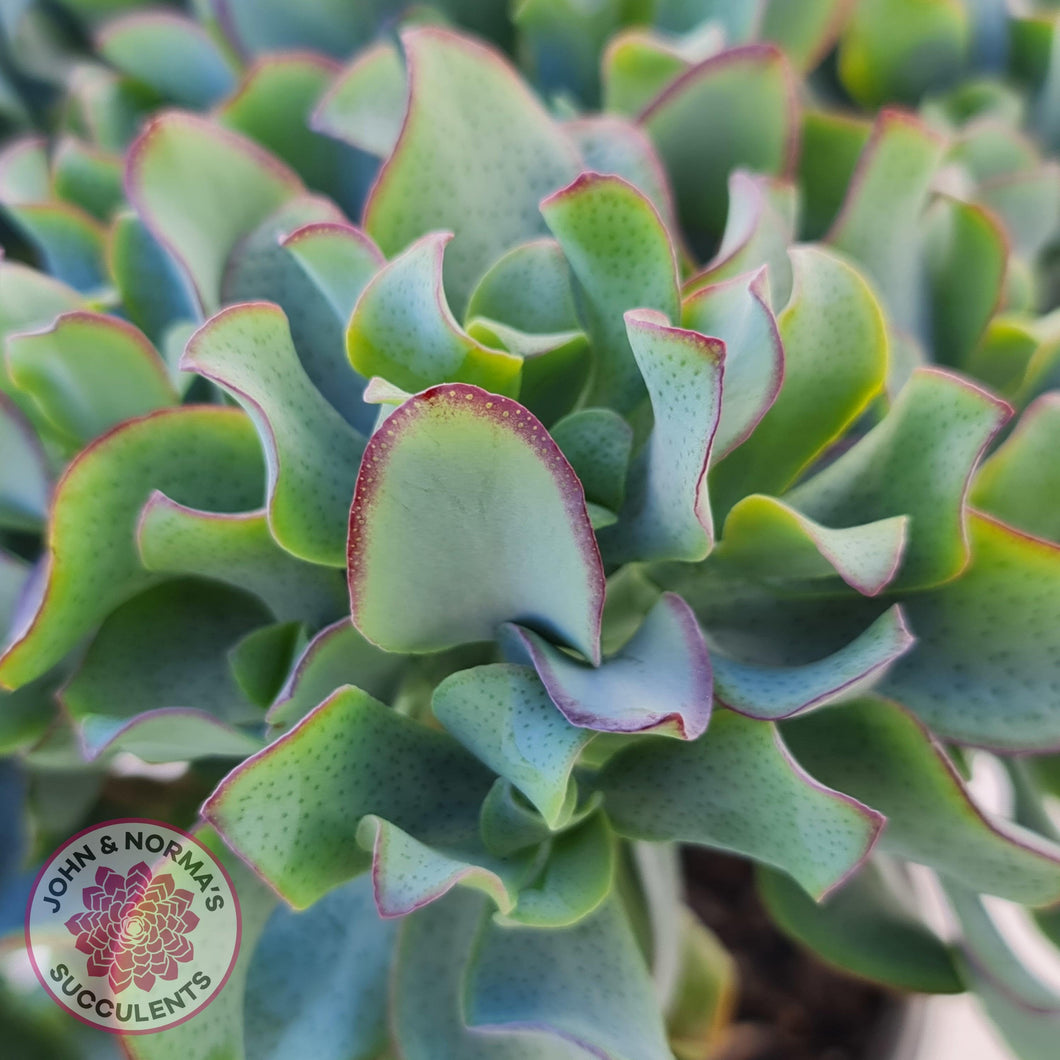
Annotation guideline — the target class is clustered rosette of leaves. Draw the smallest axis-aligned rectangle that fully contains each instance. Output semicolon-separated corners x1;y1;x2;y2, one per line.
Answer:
2;1;1060;1058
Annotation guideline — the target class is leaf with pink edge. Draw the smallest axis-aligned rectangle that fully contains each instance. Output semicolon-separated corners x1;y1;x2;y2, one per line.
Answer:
714;494;908;595
346;232;521;397
639;44;797;246
0;394;49;531
392;891;586;1060
710;605;914;720
6;311;176;448
785;368;1011;590
97;11;237;109
0;406;264;689
686;171;798;306
598;311;722;564
266;618;408;729
880;513;1060;750
504;592;712;739
182;302;366;567
599;709;882;899
681;268;782;459
61;578;268;761
347;383;604;662
601;23;724;117
465;892;673;1060
783;696;1060;904
827;110;946;334
541;172;680;414
137;491;348;627
433;663;593;828
357;814;527;918
220;197;377;434
709;246;888;516
312;41;407;158
564;114;678;231
218;54;375;219
126;112;302;311
203;686;497;909
972;394;1060;543
281;221;383;323
365;27;579;312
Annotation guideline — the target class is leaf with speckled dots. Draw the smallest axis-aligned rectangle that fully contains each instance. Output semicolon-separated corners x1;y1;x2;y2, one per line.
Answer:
364;27;579;313
880;513;1060;751
348;383;605;662
281;221;384;323
0;394;49;531
357;814;528;917
266;618;408;729
714;494;909;596
639;44;797;245
432;664;593;828
6;311;176;448
599;709;882;899
502;811;616;928
564;114;678;232
549;408;633;512
346;232;522;397
826;110;945;334
783;696;1060;904
681;268;783;459
137;491;348;627
598;311;722;564
756;862;962;994
542;173;680;414
785;368;1010;590
972;394;1060;544
465;238;580;336
503;593;711;739
61;578;268;761
393;890;587;1060
710;605;914;720
203;685;498;909
0;406;264;690
466;893;672;1060
182;302;366;567
126;111;302;312
709;246;888;517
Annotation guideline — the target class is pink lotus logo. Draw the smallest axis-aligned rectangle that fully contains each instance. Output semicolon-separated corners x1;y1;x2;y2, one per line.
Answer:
64;862;199;994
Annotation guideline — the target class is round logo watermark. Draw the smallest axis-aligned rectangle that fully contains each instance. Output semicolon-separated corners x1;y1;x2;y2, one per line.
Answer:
25;818;241;1034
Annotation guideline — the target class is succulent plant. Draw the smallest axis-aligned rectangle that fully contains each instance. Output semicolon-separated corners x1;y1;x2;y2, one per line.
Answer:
2;2;1060;1059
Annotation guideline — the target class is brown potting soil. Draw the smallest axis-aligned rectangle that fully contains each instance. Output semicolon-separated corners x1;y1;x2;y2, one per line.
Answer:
684;848;901;1060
